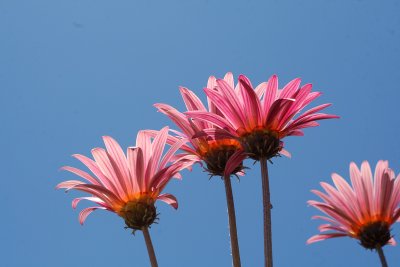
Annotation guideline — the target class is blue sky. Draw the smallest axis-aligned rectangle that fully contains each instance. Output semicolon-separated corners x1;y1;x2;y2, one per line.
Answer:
1;0;400;266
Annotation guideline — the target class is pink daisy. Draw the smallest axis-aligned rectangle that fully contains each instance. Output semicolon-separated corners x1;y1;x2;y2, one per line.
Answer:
308;161;400;266
186;73;338;160
57;126;192;229
150;73;248;177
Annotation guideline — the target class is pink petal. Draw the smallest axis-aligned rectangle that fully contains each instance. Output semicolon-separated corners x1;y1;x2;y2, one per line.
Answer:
238;75;263;129
61;166;101;186
92;148;127;199
103;136;131;194
255;82;268;99
179;87;207;112
223;72;235;89
223;150;246;177
279;78;301;99
72;197;105;209
146;127;169;182
186;111;237;134
263;75;278;117
56;180;85;190
203;87;244;129
127;147;140;193
157;193;178;209
307;233;347;244
280;148;291;158
79;207;107;225
72;154;118;193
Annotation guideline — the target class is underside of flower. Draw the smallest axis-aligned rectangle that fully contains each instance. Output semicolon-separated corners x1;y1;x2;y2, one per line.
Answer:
198;139;243;177
358;221;391;250
118;195;158;232
239;128;282;161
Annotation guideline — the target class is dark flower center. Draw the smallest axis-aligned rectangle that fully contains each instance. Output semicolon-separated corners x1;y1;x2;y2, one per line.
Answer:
198;139;243;177
359;221;391;249
239;129;282;161
119;197;157;232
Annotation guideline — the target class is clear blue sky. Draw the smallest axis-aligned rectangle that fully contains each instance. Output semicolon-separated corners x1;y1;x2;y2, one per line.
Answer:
1;0;400;266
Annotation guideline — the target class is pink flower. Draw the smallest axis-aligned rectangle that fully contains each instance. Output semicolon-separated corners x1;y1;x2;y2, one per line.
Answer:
186;73;338;160
149;73;247;177
308;160;400;249
57;127;193;230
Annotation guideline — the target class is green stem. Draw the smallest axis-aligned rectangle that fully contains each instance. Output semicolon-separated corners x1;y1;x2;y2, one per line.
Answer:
260;158;273;267
223;174;242;267
142;227;158;267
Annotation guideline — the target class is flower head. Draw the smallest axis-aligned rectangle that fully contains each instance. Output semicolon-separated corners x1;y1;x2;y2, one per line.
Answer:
57;127;193;231
150;73;246;177
308;160;400;249
187;73;338;160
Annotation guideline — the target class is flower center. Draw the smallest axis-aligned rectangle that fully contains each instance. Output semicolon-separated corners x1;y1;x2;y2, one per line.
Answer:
118;195;157;232
239;128;282;160
358;221;391;249
198;139;243;177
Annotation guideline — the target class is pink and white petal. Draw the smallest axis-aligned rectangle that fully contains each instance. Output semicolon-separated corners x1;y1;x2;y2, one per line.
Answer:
56;180;86;190
331;173;363;219
349;162;371;219
146;127;169;181
263;75;278;117
308;200;354;228
360;161;374;215
154;104;196;137
285;129;304;136
192;128;237;140
72;154;117;192
266;98;295;129
303;91;322;107
307;233;347;244
61;166;101;186
127;147;140;193
279;148;291;158
72;196;106;209
223;72;235;89
70;184;123;207
255;82;267;99
92;148;127;198
142;129;193;153
380;172;394;219
238;75;263;129
103;136;131;192
388;237;396;246
159;138;188;170
318;224;347;233
179;87;207;112
136;130;153;167
215;79;246;124
295;103;333;121
279;78;301;99
157;193;178;209
203;87;244;129
79;206;108;225
277;84;313;129
135;147;145;192
320;182;359;222
388;175;400;215
186;111;237;134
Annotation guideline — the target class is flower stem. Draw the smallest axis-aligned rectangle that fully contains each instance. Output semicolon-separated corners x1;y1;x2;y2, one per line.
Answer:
223;174;242;267
376;246;388;267
260;158;273;267
142;227;158;267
